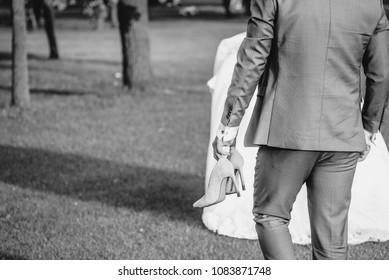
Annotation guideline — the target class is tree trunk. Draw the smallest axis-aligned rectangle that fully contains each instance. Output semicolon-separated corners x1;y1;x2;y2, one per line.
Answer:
11;0;30;108
26;0;37;31
32;0;43;27
223;0;232;18
117;0;152;90
109;1;118;28
42;0;59;59
243;0;251;16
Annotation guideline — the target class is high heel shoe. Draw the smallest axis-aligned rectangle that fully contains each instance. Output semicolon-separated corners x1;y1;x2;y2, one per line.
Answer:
193;157;239;208
214;147;246;196
225;177;236;195
228;147;246;191
225;170;244;195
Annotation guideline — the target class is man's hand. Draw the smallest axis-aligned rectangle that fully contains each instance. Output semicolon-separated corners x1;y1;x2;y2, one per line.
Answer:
213;123;239;160
212;136;235;160
358;130;376;162
358;144;371;162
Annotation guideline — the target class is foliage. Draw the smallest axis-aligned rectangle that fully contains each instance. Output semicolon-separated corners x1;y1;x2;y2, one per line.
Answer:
45;0;68;11
82;0;106;18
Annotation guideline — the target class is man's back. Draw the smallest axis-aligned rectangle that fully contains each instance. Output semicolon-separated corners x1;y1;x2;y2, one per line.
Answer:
274;0;383;94
222;0;389;151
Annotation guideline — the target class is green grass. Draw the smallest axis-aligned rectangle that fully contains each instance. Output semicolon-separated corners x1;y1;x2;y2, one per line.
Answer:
0;18;388;260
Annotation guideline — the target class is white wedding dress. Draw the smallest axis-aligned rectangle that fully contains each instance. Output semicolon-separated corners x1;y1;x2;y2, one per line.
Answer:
202;33;389;244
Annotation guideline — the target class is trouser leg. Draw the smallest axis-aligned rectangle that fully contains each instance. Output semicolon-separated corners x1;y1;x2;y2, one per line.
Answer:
306;152;359;260
253;146;318;260
254;214;296;260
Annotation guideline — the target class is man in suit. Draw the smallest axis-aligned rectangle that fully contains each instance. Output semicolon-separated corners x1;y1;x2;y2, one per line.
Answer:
213;0;389;260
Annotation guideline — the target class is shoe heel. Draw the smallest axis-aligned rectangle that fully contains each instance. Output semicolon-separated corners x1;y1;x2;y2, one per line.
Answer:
229;172;240;197
225;177;236;195
236;168;245;191
229;147;245;194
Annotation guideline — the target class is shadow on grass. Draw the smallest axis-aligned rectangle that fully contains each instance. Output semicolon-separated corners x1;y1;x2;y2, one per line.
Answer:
0;51;119;66
63;58;120;66
0;86;89;96
0;52;12;61
0;145;203;225
0;252;25;260
0;52;48;61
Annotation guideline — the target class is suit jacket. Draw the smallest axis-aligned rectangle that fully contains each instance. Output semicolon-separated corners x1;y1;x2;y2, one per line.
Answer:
222;0;389;151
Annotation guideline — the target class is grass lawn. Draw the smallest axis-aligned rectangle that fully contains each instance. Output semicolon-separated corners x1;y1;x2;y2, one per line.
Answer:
0;18;388;260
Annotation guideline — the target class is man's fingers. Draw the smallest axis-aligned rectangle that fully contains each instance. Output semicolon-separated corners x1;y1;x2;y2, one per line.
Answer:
358;151;367;162
217;140;230;156
212;137;226;160
213;148;222;160
212;138;220;160
223;139;236;148
358;145;371;162
212;136;231;160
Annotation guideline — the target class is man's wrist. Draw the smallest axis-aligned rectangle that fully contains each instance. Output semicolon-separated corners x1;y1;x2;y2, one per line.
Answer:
216;123;239;142
223;126;239;142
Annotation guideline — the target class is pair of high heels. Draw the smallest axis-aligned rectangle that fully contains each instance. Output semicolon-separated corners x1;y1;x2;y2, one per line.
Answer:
193;147;245;208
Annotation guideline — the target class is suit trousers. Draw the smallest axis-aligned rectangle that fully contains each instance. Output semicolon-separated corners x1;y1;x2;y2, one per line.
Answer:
252;146;359;260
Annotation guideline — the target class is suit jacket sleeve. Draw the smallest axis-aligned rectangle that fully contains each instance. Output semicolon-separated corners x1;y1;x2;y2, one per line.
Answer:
362;7;389;133
220;0;277;128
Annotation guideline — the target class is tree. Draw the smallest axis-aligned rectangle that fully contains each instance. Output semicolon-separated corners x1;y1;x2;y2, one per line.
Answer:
42;0;60;58
243;0;250;16
117;0;152;90
33;0;60;59
11;0;30;107
82;0;108;30
26;0;38;31
223;0;232;18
